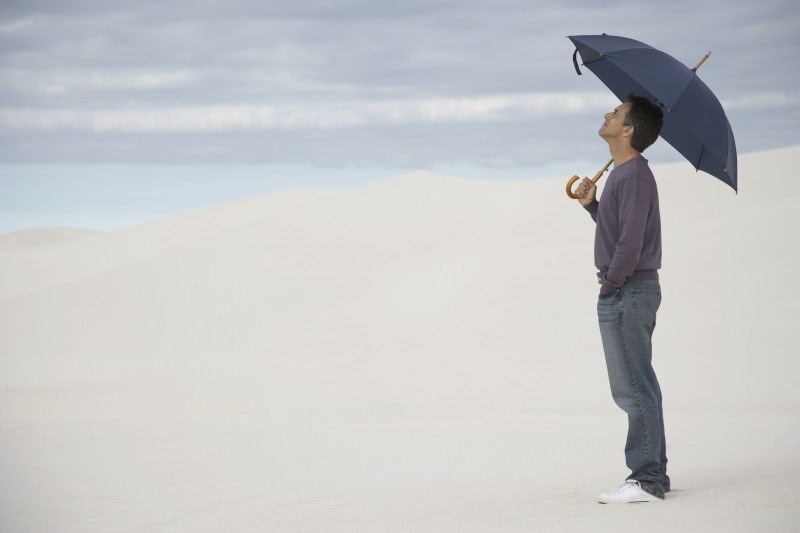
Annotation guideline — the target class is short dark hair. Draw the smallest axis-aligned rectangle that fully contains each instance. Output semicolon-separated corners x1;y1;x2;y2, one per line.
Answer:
622;92;663;152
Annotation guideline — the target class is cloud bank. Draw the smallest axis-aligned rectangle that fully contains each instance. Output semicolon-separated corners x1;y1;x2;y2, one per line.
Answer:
0;0;798;164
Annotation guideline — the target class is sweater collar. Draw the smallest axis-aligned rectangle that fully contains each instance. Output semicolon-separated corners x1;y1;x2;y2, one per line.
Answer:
613;153;646;170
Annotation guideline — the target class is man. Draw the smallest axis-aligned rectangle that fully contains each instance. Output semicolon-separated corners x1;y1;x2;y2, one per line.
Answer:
574;92;669;503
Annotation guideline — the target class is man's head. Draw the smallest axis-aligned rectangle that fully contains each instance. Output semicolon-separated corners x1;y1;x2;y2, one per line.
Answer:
599;93;664;153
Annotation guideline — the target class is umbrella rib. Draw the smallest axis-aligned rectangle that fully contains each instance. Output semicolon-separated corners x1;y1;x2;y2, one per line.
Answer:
696;144;705;171
583;57;607;66
669;73;700;111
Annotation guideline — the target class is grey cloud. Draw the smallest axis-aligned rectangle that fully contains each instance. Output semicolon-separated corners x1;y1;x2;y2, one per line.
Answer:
0;0;798;165
0;103;794;167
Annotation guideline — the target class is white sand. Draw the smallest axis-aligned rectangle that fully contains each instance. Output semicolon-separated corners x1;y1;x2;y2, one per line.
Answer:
0;226;101;251
1;145;798;531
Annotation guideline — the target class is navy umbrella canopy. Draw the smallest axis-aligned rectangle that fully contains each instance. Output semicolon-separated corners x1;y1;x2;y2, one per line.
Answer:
567;33;737;194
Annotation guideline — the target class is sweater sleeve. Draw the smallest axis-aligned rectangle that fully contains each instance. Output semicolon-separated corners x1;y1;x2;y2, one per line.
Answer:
600;176;651;295
583;198;599;223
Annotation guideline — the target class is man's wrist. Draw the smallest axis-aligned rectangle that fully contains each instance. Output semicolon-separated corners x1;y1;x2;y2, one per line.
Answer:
598;274;621;295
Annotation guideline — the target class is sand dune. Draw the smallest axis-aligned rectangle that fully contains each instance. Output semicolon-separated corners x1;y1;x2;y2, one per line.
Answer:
1;146;798;531
0;226;102;251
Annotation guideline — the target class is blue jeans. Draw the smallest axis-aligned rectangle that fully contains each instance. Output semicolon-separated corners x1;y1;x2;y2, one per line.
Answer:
597;279;669;498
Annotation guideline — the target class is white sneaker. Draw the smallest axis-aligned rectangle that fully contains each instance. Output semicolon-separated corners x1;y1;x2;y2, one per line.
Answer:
598;479;660;503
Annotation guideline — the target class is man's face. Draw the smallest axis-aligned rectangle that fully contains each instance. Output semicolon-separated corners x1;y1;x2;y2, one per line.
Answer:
599;101;633;141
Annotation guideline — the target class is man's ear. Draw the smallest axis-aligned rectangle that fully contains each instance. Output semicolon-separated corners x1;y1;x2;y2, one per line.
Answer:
623;124;634;139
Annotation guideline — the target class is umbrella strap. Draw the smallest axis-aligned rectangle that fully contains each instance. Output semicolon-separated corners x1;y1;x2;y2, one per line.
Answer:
572;48;582;75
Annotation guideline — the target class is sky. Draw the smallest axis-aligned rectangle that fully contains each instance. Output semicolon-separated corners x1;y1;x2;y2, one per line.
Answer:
1;0;798;231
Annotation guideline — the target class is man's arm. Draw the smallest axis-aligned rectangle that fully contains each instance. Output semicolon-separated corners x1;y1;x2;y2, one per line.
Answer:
583;198;599;223
600;176;651;295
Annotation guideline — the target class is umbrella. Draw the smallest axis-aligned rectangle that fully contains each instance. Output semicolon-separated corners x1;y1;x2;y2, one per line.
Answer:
564;33;737;199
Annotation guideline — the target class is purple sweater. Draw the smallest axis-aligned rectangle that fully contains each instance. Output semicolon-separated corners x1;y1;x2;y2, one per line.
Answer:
583;154;661;295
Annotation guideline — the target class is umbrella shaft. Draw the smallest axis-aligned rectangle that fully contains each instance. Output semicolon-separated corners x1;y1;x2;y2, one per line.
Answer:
692;52;711;72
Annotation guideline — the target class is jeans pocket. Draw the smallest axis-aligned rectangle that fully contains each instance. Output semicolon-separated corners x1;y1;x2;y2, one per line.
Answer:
597;291;621;322
631;289;661;327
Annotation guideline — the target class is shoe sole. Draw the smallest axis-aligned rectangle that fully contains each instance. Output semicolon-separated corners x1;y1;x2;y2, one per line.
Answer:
598;500;657;504
598;494;662;504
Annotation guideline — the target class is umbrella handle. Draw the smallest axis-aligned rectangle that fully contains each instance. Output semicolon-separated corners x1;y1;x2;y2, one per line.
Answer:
565;157;614;199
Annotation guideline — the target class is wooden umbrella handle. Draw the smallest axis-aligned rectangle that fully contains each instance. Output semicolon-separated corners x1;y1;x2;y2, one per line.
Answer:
566;157;614;198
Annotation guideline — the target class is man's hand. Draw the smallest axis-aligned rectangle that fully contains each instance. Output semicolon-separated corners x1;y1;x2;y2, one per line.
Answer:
575;177;597;207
